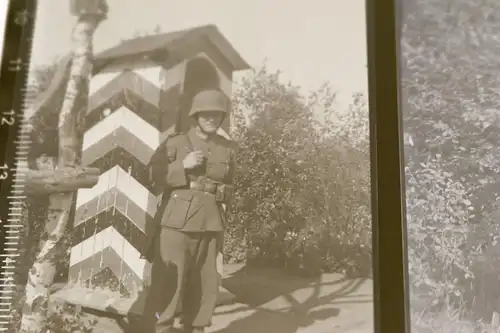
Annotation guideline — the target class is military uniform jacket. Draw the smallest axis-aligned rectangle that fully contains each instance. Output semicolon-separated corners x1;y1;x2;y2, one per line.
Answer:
149;128;236;232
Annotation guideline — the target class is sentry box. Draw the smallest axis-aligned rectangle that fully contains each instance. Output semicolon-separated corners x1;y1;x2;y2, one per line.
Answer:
51;24;250;317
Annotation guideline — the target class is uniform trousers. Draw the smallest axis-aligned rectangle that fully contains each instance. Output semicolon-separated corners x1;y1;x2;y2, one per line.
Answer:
147;228;222;333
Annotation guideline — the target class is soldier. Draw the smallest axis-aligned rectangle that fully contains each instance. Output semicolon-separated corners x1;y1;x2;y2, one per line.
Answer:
145;89;236;333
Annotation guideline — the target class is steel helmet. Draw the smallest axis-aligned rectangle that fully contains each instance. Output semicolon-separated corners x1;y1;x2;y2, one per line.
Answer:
188;89;228;117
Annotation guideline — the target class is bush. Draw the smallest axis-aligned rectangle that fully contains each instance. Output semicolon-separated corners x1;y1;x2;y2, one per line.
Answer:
411;306;496;333
403;0;500;327
406;154;474;310
464;208;500;320
224;66;371;277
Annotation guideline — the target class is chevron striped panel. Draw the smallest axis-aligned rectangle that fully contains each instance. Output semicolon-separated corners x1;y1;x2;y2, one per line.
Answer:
89;59;186;95
69;226;146;296
70;53;234;295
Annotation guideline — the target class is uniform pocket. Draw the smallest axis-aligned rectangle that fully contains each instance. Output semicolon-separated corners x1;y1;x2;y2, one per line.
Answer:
162;192;193;229
206;161;230;181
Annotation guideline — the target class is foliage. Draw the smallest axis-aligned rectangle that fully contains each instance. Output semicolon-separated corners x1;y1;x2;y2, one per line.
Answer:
7;284;96;333
45;306;96;333
405;155;474;307
410;305;498;333
402;0;500;327
226;65;371;277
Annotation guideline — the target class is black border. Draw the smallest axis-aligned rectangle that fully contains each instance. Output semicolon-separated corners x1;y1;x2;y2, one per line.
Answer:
366;0;410;332
0;0;37;275
0;0;412;332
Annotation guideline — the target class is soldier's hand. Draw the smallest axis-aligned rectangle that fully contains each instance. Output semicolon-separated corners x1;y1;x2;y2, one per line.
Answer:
182;150;205;169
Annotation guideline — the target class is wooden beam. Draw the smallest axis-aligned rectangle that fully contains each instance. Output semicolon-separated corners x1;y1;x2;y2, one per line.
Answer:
24;167;100;196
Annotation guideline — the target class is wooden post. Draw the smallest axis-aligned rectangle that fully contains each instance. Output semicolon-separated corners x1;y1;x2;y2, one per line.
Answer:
19;1;108;332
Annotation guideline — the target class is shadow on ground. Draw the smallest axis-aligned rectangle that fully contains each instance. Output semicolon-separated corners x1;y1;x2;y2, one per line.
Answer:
207;264;372;333
85;263;373;333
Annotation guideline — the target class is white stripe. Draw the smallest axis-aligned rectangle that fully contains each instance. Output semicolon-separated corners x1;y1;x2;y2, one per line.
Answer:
69;226;148;279
82;106;160;151
83;135;154;166
75;165;158;215
89;71;125;96
82;132;154;166
90;59;159;94
89;60;186;95
192;52;233;98
73;191;148;232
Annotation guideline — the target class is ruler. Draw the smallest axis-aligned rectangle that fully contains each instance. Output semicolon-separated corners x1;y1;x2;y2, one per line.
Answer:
0;0;37;330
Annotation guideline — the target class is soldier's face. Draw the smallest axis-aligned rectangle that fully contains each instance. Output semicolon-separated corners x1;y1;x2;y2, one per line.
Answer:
197;111;224;134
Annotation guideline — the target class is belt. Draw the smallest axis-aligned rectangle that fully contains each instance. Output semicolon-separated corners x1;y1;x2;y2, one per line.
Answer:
189;180;219;194
189;179;234;202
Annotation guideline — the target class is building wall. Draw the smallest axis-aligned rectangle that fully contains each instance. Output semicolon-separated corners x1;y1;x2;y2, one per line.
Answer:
68;51;234;296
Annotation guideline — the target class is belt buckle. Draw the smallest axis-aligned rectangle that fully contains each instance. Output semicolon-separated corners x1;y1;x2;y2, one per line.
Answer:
205;182;216;194
190;181;201;191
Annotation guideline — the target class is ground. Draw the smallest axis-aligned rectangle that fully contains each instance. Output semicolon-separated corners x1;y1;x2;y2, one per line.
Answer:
78;264;373;333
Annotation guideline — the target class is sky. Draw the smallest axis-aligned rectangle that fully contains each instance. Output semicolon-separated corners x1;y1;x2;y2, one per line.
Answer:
26;0;368;109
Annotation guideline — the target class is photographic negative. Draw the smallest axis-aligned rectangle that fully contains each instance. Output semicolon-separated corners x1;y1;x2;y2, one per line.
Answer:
4;1;374;332
402;0;500;332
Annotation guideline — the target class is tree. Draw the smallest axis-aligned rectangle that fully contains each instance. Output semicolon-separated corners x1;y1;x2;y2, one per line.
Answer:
18;1;108;332
226;65;371;276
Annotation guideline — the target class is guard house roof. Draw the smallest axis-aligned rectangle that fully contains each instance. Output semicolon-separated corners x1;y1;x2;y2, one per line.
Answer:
93;24;251;73
27;24;250;152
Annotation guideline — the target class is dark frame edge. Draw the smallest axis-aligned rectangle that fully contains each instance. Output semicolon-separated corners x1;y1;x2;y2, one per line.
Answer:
0;0;37;270
366;0;411;332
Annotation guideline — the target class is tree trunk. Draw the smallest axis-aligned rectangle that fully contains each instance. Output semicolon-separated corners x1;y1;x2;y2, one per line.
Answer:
19;4;106;331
